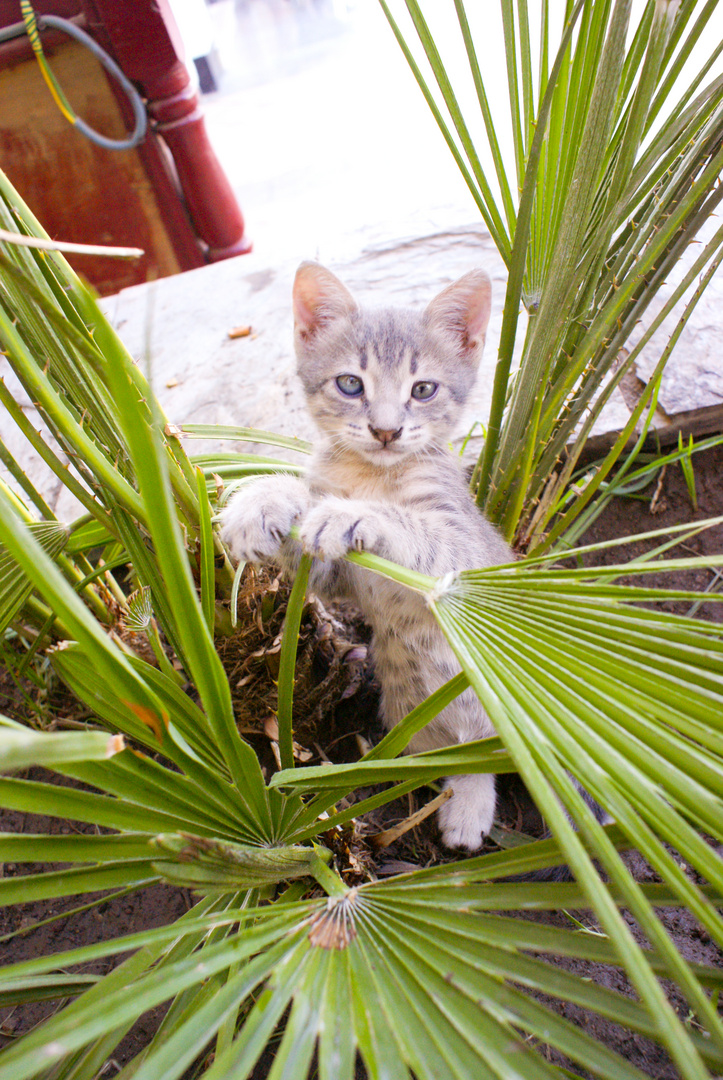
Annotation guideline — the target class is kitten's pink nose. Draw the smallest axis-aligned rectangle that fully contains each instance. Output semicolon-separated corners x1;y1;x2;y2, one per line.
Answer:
369;425;403;447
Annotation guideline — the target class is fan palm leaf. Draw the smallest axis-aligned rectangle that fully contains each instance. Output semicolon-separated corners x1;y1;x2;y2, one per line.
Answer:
1;1;723;1072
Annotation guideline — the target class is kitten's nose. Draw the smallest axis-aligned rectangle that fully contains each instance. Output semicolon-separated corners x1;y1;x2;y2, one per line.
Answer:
368;424;403;447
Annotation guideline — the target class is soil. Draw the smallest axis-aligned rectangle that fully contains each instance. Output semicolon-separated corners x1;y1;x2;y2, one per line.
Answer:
578;441;723;625
0;443;722;1078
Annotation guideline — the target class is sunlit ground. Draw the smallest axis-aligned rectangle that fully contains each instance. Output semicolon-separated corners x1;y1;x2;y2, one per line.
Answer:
190;0;723;269
199;0;483;261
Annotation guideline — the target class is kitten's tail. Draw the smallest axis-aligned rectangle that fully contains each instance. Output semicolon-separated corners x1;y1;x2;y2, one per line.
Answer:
510;779;612;883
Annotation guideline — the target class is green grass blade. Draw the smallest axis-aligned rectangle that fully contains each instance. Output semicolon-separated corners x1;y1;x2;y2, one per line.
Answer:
196;465;216;635
0;723;123;772
276;553;312;773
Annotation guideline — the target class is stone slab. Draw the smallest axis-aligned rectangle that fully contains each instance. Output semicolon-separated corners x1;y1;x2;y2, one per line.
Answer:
100;224;510;462
2;221;722;521
100;218;723;454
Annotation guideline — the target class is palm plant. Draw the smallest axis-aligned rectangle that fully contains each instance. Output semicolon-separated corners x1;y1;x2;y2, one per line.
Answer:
381;0;723;549
0;2;722;1078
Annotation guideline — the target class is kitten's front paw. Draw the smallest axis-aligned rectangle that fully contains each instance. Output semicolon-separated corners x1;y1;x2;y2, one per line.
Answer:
299;498;386;560
438;774;496;851
220;476;309;563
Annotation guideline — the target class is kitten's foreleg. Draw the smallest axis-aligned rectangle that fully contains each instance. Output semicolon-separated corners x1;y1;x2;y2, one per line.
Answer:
299;496;432;567
220;476;355;598
220;474;309;567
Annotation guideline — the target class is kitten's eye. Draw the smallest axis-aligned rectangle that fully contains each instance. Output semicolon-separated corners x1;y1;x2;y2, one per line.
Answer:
411;380;439;401
336;374;364;397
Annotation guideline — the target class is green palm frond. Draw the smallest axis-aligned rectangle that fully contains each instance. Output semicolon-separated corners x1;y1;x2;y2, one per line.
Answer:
0;515;67;632
123;586;154;633
1;2;723;1074
1;862;722;1080
381;0;723;543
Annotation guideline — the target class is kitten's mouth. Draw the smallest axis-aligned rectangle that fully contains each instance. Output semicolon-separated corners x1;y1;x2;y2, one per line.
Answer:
364;441;408;463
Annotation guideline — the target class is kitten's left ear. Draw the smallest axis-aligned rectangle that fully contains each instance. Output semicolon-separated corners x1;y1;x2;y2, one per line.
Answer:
424;270;492;357
293;262;357;341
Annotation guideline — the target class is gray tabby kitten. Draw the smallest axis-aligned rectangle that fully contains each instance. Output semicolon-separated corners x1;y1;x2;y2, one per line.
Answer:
221;262;511;850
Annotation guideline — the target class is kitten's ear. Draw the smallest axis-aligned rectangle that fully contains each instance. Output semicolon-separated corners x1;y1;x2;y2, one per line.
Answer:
293;262;357;340
425;270;492;357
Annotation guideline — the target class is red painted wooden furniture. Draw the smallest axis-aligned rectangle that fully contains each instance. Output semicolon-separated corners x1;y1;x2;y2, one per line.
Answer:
0;0;250;293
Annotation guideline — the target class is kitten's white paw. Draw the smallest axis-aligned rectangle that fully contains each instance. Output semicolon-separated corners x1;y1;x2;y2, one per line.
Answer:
438;774;496;851
220;476;309;563
299;498;385;560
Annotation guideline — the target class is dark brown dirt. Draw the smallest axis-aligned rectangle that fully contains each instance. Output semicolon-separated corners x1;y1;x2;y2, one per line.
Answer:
0;775;191;1067
1;442;722;1078
579;441;723;623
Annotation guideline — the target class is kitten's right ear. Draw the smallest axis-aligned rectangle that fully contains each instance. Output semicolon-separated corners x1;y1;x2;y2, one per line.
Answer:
293;262;357;341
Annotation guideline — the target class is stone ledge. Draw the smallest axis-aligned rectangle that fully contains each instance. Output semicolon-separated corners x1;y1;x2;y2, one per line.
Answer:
1;223;721;519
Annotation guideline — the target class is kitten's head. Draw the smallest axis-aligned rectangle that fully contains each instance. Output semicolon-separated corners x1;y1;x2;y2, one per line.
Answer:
292;262;491;465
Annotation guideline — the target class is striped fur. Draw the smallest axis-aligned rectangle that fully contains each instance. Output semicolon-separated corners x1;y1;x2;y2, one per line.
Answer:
221;263;511;849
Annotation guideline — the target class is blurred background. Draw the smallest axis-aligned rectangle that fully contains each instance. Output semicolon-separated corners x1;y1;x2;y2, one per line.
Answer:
192;0;476;260
2;0;722;295
0;0;476;295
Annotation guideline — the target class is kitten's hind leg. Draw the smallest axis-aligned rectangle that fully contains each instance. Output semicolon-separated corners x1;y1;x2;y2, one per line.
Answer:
437;773;496;851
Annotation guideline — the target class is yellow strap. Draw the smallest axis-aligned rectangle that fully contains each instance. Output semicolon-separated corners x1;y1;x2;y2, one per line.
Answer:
20;0;77;126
